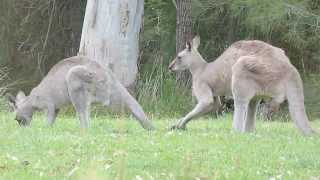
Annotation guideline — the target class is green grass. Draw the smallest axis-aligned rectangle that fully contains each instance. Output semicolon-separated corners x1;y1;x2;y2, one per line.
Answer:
0;112;320;180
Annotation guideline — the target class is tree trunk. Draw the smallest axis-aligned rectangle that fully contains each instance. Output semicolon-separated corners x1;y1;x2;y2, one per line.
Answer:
79;0;144;88
175;0;193;83
67;0;85;57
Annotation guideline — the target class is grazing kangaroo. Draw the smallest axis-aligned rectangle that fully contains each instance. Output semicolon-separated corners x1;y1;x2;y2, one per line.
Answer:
7;56;154;130
169;36;314;135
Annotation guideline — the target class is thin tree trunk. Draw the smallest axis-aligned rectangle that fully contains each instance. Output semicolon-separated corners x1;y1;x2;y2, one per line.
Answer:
67;0;84;57
79;0;144;89
175;0;192;83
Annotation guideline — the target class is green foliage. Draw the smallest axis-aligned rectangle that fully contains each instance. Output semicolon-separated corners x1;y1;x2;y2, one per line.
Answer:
141;0;176;65
192;0;320;71
0;112;320;179
139;0;320;116
304;74;320;118
138;0;194;114
0;67;9;92
1;0;319;117
0;0;86;92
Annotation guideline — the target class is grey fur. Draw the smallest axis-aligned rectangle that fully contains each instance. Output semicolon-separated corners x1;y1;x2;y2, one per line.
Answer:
7;56;154;130
169;36;314;135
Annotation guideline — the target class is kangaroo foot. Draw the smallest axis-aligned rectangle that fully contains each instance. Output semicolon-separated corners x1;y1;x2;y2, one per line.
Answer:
169;121;187;131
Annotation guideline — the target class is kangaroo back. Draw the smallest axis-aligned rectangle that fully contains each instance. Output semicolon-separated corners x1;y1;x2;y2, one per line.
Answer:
66;61;155;130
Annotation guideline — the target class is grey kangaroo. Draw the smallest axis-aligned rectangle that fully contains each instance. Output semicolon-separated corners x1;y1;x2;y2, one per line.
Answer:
7;56;155;130
169;36;314;135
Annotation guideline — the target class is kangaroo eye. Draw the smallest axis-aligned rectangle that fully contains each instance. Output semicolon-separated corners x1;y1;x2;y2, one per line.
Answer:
177;56;182;62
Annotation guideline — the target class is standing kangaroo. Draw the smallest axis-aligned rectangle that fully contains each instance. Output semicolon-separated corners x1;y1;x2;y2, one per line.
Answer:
169;36;314;135
7;56;154;130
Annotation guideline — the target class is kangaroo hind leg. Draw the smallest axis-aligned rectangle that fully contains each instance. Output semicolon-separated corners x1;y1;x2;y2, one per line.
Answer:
232;57;259;133
243;98;260;132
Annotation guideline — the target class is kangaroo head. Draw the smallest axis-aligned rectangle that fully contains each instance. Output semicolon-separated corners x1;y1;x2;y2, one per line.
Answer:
169;36;201;71
7;91;33;126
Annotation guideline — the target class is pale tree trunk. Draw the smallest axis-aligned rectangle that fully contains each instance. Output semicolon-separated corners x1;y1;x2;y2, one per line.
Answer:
79;0;144;88
175;0;192;83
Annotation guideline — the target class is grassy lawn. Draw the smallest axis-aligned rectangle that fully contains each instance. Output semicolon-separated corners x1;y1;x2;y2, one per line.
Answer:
0;112;320;180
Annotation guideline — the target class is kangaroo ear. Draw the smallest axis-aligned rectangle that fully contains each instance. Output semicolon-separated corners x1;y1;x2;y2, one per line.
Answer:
192;35;200;49
6;93;16;111
186;41;192;51
16;91;26;102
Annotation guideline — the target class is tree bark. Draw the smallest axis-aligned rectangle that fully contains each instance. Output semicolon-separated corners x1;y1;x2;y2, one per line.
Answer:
175;0;193;83
79;0;144;88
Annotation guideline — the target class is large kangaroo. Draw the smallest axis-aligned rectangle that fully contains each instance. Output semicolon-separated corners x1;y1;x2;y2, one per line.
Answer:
7;56;155;130
169;36;314;135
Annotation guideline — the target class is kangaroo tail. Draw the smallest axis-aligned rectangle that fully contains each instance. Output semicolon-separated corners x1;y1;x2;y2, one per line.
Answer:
115;81;155;131
286;69;315;135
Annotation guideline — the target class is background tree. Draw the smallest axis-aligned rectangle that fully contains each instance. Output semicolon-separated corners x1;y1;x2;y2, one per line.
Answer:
0;0;86;91
1;0;319;118
175;0;193;82
79;0;144;89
